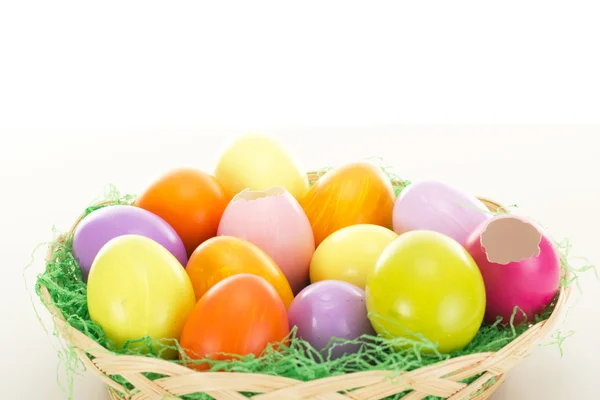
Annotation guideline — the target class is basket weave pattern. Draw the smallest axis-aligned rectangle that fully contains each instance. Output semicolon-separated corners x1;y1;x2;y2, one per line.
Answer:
39;184;571;400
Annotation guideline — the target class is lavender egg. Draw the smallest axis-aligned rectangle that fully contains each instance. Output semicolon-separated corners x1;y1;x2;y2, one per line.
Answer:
287;280;375;359
72;205;187;282
393;180;492;246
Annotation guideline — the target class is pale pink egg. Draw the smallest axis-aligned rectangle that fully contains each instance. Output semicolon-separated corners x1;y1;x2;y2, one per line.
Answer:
464;214;561;325
217;187;315;294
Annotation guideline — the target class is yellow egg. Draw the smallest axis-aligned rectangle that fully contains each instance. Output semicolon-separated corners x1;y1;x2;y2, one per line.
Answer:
366;230;486;353
310;224;398;289
214;133;309;200
87;234;196;359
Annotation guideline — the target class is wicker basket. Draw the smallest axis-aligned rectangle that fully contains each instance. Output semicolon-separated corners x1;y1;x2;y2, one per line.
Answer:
38;180;572;400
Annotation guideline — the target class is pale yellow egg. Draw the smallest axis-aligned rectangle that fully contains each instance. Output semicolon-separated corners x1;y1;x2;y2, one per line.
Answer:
214;133;309;200
309;224;398;289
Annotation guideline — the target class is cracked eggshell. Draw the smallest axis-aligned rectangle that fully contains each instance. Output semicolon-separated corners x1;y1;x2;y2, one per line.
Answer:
392;180;492;246
464;214;561;325
217;187;315;294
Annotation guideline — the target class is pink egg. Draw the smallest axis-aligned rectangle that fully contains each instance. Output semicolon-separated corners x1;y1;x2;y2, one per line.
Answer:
393;180;492;246
217;187;315;294
464;214;561;325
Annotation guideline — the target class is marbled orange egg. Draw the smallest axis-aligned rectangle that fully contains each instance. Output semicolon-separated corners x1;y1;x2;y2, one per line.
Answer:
186;236;294;308
301;162;396;246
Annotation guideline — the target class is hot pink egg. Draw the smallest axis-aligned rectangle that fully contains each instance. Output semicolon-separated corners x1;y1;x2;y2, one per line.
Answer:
464;214;561;325
217;187;315;294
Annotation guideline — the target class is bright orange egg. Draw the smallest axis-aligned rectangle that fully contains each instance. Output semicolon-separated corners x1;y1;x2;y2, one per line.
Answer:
301;162;396;246
186;236;294;308
135;168;232;256
179;274;289;371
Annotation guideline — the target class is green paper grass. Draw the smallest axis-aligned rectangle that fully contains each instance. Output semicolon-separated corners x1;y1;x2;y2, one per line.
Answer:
32;172;592;400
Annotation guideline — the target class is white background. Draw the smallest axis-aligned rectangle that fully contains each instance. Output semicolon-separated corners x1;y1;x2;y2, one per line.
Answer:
2;1;600;400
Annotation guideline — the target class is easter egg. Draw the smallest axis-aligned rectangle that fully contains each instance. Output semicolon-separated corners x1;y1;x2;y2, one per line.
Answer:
214;133;309;201
366;230;486;353
72;205;187;282
87;235;196;358
180;273;289;370
135;168;231;255
310;224;398;289
186;236;294;308
288;280;375;359
217;187;315;294
301;161;395;246
392;180;492;246
464;214;561;325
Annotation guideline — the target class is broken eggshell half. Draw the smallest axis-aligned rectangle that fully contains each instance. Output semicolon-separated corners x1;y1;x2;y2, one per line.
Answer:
464;214;561;325
217;186;315;294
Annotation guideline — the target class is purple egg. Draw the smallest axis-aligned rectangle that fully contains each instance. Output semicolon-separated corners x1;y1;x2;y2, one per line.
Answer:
287;280;375;359
72;205;187;282
393;180;492;246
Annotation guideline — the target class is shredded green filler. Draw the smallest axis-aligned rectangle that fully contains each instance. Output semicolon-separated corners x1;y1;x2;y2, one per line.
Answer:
32;170;594;400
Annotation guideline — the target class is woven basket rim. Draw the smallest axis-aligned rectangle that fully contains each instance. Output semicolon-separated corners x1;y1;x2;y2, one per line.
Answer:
37;182;573;400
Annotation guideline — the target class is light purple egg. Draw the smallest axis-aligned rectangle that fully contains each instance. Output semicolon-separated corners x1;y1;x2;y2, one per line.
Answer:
287;280;375;360
393;180;492;246
72;205;187;282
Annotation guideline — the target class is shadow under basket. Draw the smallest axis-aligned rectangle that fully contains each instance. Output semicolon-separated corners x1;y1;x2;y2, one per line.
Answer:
38;196;571;400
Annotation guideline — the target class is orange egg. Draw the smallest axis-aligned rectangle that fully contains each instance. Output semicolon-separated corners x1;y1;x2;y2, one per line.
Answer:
186;236;294;308
179;274;289;371
301;162;396;246
135;168;232;256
